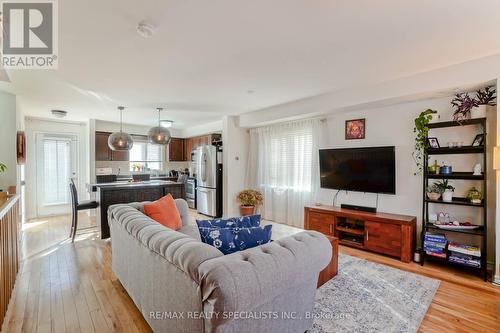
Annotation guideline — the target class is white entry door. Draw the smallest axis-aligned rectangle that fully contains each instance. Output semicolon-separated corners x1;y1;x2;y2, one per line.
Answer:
35;133;79;216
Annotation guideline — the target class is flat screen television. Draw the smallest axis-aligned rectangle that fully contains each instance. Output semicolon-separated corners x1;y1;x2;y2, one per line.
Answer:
319;146;396;194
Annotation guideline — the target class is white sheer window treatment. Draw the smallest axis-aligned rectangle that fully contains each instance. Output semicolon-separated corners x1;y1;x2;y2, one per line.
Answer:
129;137;163;171
246;119;325;227
43;138;71;205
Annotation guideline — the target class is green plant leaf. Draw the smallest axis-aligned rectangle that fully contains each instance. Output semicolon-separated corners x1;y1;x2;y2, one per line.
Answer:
413;109;437;175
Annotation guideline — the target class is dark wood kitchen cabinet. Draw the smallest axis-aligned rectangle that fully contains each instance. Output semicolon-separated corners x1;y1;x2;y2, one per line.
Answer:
183;133;222;160
95;132;111;161
167;138;185;161
184;138;193;161
111;148;129;161
95;131;129;161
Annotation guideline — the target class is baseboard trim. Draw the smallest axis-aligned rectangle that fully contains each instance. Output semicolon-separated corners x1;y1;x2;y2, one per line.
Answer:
493;275;500;286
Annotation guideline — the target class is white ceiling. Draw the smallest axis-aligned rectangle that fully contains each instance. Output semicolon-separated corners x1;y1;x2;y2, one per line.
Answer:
6;0;500;128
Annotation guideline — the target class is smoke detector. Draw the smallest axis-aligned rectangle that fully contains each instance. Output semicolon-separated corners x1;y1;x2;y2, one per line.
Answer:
137;21;155;38
51;109;67;118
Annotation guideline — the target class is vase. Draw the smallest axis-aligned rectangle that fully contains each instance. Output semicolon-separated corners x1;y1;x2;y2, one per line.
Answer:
442;189;453;202
429;113;441;123
471;105;487;119
240;205;255;216
426;192;440;201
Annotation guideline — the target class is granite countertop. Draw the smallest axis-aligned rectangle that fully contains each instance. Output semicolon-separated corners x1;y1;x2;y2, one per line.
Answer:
115;176;178;181
91;180;183;190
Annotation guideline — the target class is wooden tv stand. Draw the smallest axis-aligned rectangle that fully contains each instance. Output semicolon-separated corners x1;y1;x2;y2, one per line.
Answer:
304;205;416;263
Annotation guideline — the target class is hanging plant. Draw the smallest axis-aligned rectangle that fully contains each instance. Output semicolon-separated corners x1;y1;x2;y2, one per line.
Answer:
451;93;478;121
413;109;437;175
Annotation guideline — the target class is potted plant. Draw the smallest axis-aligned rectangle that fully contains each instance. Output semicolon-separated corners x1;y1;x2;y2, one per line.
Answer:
434;179;455;202
426;184;441;201
466;187;482;204
473;86;496;119
451;92;478;121
236;189;263;216
413;109;437;175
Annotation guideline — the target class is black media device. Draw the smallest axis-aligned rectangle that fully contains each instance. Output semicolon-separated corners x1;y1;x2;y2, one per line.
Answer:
319;146;396;212
340;203;377;213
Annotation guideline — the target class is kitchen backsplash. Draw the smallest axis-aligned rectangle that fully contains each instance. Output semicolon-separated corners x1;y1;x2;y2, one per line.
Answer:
95;160;190;175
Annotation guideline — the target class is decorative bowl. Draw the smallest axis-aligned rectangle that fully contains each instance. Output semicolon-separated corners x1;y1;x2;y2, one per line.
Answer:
426;192;441;201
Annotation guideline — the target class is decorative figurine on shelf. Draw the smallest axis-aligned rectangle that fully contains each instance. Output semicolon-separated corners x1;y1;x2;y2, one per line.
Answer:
466;187;482;204
437;212;451;224
473;163;482;176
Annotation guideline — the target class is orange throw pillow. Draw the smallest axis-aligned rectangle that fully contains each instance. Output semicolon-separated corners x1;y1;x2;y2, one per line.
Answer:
143;194;182;230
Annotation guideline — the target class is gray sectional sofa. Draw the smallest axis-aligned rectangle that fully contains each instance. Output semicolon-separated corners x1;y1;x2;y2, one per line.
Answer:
108;199;332;333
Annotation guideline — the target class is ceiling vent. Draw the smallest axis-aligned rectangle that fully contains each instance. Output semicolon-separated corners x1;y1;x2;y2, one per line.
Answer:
51;109;67;118
160;120;174;128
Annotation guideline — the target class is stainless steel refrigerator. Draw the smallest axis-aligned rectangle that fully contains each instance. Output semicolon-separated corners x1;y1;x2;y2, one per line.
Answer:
195;145;222;217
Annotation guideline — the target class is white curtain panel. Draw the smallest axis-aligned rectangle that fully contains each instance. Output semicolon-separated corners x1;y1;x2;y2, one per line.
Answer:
246;118;326;228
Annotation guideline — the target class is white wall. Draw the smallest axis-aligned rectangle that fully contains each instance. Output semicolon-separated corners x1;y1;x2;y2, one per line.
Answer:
222;116;249;217
313;95;495;264
0;91;17;191
94;120;182;138
25;118;89;219
181;120;223;138
239;54;500;128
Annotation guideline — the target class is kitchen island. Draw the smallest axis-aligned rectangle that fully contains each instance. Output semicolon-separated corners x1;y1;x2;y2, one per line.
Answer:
94;180;185;239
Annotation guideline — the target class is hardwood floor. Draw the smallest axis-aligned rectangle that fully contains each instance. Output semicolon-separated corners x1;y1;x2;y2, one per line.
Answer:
2;214;499;332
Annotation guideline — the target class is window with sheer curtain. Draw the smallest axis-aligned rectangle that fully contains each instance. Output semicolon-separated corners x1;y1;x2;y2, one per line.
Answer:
129;138;163;171
43;138;71;205
246;119;324;227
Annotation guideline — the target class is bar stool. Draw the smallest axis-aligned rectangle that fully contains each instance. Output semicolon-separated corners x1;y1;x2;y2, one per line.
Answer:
69;179;98;242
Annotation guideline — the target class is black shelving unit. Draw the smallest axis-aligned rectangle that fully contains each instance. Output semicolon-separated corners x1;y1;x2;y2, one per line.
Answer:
421;117;488;281
424;196;484;207
426;172;484;180
427;146;485;155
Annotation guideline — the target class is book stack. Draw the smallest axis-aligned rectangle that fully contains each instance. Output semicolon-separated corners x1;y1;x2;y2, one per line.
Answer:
448;242;481;268
424;233;447;258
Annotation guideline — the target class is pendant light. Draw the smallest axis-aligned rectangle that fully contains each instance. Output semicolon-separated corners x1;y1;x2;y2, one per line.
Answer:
108;106;134;151
148;107;172;145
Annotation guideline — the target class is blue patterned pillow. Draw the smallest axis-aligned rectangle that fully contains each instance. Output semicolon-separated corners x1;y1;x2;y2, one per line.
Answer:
196;215;261;229
198;225;272;255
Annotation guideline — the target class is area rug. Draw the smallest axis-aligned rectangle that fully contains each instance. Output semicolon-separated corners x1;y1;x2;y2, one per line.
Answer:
310;254;440;333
